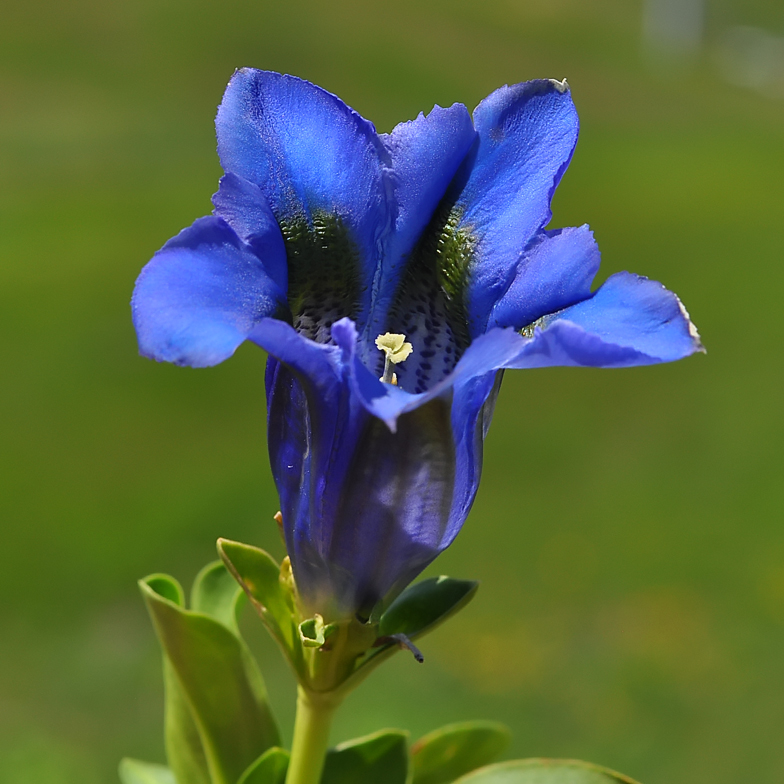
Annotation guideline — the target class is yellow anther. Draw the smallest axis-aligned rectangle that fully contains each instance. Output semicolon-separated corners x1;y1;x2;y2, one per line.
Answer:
375;333;413;362
376;332;413;384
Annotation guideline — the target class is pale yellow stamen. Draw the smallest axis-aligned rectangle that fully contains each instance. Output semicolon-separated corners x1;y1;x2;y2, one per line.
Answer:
376;332;413;384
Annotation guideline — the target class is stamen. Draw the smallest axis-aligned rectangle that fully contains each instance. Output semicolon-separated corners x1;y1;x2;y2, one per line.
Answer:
376;332;413;384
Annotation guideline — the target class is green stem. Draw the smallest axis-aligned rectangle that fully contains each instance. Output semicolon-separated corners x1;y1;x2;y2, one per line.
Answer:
285;688;341;784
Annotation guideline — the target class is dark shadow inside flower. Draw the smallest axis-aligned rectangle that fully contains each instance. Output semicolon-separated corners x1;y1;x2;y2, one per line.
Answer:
385;202;473;393
280;211;362;345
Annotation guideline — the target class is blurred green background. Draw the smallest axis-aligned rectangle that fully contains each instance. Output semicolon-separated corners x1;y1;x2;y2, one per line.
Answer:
2;0;784;782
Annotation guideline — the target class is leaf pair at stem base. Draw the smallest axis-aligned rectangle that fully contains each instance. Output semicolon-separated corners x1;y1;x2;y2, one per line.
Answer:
122;541;643;784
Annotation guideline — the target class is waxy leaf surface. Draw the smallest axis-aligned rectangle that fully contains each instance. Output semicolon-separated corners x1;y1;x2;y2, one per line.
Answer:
218;538;303;673
118;758;176;784
412;721;511;784
453;760;642;784
237;747;291;784
191;559;246;631
140;571;279;784
379;576;479;639
321;729;409;784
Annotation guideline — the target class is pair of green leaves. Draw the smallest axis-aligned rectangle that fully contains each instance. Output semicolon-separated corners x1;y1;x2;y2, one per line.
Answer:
120;719;505;784
118;545;642;784
215;539;478;693
121;721;639;784
304;723;638;784
121;543;484;784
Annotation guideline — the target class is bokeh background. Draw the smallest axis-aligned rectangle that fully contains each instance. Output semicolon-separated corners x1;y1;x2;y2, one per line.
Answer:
3;0;784;782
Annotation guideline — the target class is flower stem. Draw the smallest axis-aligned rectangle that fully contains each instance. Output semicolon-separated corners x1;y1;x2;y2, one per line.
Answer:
285;687;340;784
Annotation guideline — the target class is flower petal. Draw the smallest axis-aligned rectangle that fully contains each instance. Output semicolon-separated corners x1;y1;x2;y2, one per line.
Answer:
333;319;524;430
489;225;601;329
506;272;704;368
211;173;288;291
216;68;394;329
255;318;458;618
366;104;477;341
323;393;457;618
132;217;287;368
252;319;360;612
444;369;502;548
453;79;580;334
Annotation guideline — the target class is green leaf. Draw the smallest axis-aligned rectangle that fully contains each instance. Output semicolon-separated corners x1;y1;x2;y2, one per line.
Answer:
452;760;642;784
217;538;303;673
118;758;176;784
139;576;211;784
147;574;185;607
163;657;210;784
191;560;245;633
140;573;280;784
411;721;511;784
378;577;479;641
378;576;479;640
321;729;409;784
237;747;290;784
338;576;479;693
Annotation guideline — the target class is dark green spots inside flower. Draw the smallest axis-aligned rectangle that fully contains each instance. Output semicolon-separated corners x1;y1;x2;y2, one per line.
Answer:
386;203;476;393
435;207;475;331
278;211;361;344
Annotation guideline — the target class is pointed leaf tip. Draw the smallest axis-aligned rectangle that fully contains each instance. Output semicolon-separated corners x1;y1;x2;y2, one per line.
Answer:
217;538;302;671
379;576;479;640
341;576;479;690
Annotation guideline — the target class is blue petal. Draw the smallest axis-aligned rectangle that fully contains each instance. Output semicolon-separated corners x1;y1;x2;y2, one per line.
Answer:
255;318;459;618
364;105;477;342
216;68;394;326
453;80;580;334
324;393;457;617
331;319;524;431
443;369;502;548
489;225;601;329
506;272;704;368
211;173;288;291
253;319;360;612
132;217;287;368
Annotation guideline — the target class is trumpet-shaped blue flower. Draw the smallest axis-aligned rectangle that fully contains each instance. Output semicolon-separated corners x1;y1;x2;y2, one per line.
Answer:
133;69;702;620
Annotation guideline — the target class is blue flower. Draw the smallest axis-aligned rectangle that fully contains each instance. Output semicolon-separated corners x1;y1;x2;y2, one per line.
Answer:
133;69;702;620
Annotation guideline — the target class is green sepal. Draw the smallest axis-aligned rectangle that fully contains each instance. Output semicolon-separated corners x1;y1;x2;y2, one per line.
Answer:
378;576;479;640
191;560;246;632
217;538;304;676
299;615;327;648
140;569;280;784
321;729;409;784
452;760;642;784
411;721;511;784
118;758;176;784
338;576;478;691
237;747;290;784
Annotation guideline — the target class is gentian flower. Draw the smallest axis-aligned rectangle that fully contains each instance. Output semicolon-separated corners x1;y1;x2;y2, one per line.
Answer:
133;69;702;622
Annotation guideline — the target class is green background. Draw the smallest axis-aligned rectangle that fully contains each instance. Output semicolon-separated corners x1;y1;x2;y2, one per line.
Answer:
2;0;783;782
